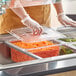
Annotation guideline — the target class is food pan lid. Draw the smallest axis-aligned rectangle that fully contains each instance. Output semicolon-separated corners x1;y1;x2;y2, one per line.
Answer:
7;26;65;43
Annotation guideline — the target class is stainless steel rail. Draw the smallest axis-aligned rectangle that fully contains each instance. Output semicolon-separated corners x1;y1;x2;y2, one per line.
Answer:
0;53;76;70
4;41;42;59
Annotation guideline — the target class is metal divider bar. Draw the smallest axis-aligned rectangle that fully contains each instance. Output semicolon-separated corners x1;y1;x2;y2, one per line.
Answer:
4;41;42;59
54;39;76;51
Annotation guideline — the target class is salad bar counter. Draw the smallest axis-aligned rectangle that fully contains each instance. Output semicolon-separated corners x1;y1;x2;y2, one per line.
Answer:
0;26;76;76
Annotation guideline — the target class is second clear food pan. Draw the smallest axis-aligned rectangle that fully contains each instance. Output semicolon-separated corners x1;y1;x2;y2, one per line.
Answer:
57;26;76;38
56;26;76;43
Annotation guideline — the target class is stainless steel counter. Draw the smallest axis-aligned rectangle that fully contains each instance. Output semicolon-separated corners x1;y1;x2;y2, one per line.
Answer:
0;58;76;76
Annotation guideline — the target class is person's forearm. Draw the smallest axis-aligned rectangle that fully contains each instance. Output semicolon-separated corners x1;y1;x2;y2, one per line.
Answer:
11;7;28;20
10;0;28;20
53;0;64;15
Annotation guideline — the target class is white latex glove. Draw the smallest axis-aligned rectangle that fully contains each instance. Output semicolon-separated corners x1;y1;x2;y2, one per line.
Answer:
21;16;43;36
58;13;76;27
11;0;43;36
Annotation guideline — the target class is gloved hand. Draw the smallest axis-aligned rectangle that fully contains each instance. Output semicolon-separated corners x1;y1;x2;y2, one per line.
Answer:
21;16;43;36
58;13;76;27
11;0;43;36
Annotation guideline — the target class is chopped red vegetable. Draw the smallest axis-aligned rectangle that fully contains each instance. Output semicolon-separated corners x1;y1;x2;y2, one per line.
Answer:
11;41;60;62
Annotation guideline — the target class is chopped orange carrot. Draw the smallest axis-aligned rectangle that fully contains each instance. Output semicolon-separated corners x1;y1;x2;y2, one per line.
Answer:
11;40;60;62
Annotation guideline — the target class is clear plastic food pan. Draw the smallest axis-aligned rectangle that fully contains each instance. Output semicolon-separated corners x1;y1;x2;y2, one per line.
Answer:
56;26;76;43
57;26;76;38
7;27;65;43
